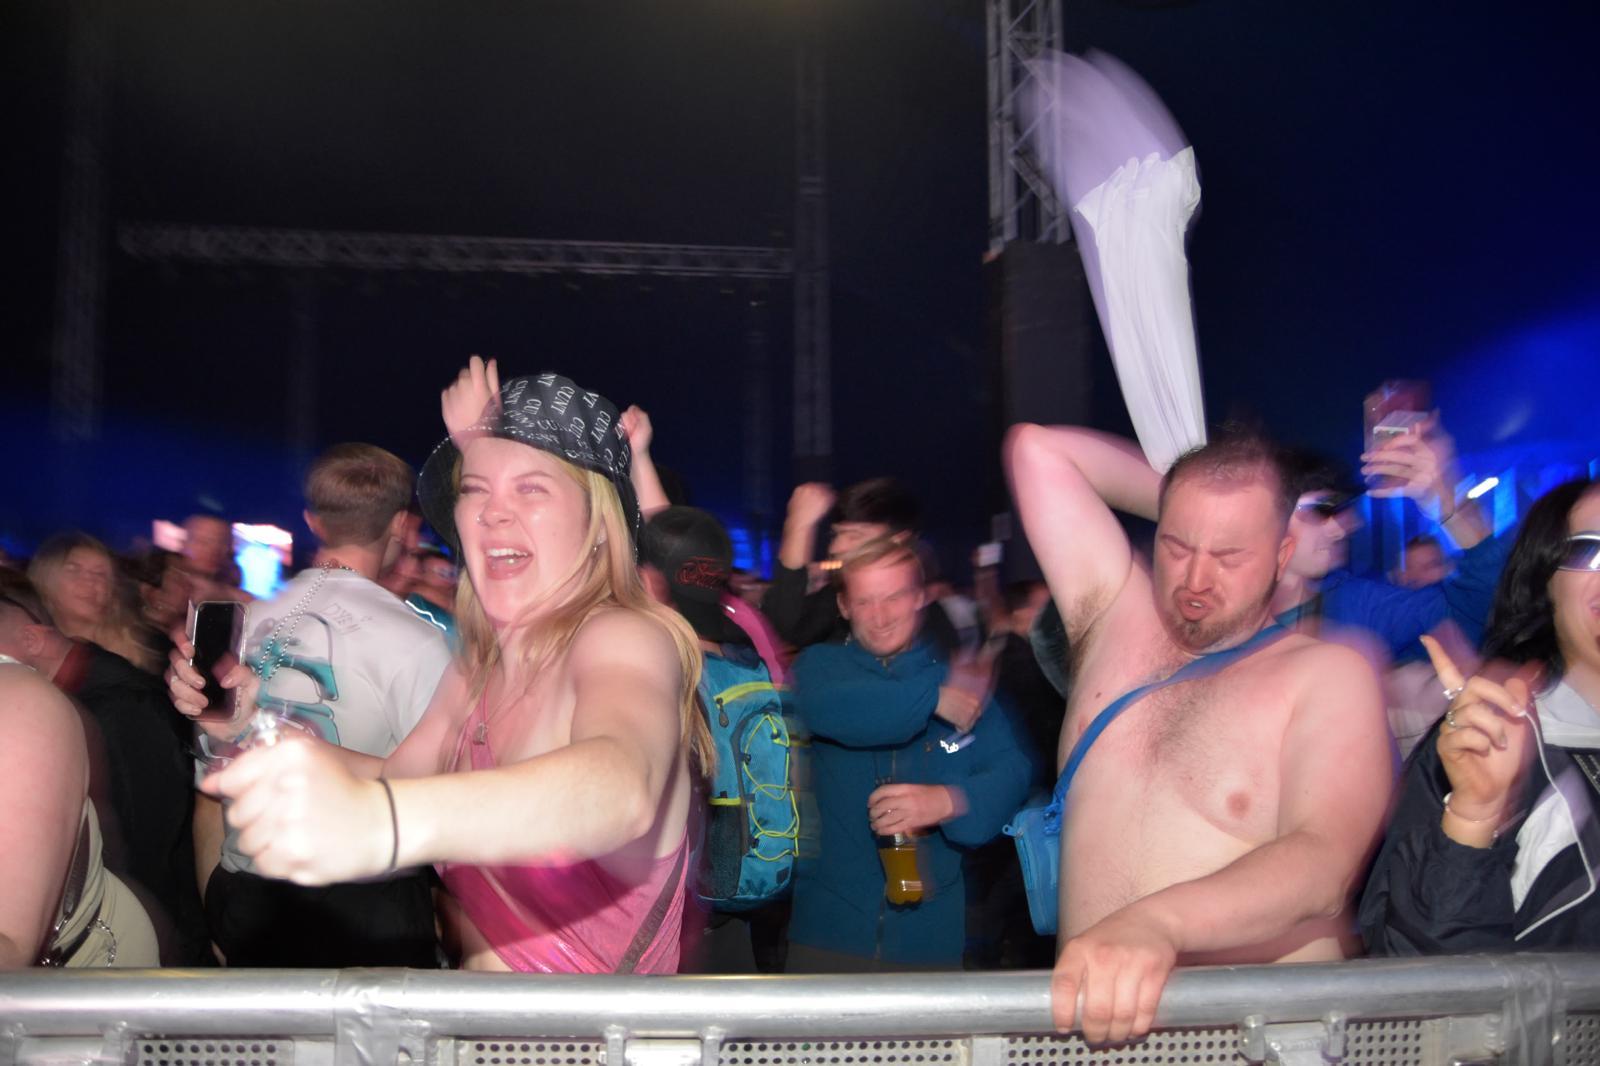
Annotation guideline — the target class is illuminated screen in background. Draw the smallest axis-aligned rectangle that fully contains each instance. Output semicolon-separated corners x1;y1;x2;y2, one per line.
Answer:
234;523;292;598
151;520;293;599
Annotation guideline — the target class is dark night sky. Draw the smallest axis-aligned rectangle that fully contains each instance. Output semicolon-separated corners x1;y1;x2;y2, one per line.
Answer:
3;1;1598;565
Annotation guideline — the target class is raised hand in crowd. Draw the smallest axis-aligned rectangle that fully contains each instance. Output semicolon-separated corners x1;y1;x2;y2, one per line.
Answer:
442;354;501;446
1361;413;1488;548
778;482;837;572
621;405;671;518
1420;634;1539;848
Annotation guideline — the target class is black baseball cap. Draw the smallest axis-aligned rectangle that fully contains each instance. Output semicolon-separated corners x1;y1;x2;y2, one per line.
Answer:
418;372;639;554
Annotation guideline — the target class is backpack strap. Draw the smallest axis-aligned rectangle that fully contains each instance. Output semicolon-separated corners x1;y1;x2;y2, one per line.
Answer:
720;593;790;686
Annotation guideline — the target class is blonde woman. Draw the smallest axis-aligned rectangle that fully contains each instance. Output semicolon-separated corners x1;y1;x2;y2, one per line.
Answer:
170;360;709;973
29;533;158;673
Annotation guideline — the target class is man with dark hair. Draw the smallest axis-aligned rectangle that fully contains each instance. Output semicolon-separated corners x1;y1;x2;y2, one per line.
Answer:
1272;423;1508;662
0;574;209;965
1007;424;1393;1044
180;511;248;603
764;477;958;652
639;506;795;974
190;442;449;967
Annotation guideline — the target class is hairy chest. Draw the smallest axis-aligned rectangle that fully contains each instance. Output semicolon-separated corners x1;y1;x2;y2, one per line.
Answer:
1064;649;1293;842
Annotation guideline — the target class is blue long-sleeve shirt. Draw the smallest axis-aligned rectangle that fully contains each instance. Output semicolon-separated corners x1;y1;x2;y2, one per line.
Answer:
1277;529;1511;662
788;636;1033;965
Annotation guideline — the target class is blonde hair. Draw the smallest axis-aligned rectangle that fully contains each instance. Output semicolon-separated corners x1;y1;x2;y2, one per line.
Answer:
837;535;924;594
453;455;714;776
28;532;158;672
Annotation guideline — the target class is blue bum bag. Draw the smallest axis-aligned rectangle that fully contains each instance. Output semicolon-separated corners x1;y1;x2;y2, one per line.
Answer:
1004;624;1287;936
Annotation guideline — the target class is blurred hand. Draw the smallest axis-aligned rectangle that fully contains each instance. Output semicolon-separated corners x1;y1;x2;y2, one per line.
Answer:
868;783;957;836
201;737;393;885
166;628;259;740
1052;905;1178;1043
940;645;996;718
785;483;837;530
1361;413;1460;517
1422;635;1538;841
442;355;501;446
935;685;983;731
619;405;654;454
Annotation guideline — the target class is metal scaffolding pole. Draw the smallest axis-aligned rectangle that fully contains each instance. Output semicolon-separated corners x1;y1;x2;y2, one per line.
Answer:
118;226;793;280
986;0;1067;255
792;23;832;479
744;284;774;546
51;0;111;444
120;224;795;535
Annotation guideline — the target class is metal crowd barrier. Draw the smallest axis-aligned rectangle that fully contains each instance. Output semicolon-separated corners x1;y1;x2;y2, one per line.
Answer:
3;953;1599;1066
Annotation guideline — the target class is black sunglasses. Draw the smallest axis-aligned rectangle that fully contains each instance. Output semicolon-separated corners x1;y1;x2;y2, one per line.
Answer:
1558;533;1600;573
1295;494;1354;520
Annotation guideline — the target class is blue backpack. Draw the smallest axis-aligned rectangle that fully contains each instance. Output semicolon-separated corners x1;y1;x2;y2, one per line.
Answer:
697;645;801;912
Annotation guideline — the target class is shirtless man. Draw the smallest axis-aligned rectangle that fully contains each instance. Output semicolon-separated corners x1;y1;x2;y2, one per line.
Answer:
1005;424;1394;1045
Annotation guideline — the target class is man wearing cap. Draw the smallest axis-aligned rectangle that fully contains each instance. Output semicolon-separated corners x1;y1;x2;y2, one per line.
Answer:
189;442;450;967
639;505;794;973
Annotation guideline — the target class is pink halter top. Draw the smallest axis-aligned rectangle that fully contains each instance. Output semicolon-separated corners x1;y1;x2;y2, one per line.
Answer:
437;692;688;974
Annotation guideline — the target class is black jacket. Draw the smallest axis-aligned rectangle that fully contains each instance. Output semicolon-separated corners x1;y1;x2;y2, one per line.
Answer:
1361;703;1600;954
62;641;211;965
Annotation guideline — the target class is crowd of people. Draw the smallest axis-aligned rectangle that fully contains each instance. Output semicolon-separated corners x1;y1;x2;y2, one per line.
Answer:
3;355;1597;1049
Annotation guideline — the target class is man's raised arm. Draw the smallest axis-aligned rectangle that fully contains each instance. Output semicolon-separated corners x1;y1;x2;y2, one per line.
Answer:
1004;424;1160;639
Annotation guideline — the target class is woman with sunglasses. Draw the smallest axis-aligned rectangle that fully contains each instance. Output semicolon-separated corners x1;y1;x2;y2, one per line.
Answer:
1361;477;1600;952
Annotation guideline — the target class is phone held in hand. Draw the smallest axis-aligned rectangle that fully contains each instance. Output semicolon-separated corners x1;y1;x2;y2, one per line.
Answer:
188;600;246;722
1363;380;1430;490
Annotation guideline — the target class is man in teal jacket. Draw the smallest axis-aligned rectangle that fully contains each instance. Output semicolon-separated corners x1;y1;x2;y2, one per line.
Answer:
787;538;1035;971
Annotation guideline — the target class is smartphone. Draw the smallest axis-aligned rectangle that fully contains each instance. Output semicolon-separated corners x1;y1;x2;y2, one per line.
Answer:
975;541;1003;569
1363;380;1430;490
188;600;246;722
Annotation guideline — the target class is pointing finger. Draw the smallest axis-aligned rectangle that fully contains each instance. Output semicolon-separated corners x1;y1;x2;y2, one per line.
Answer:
1420;636;1464;695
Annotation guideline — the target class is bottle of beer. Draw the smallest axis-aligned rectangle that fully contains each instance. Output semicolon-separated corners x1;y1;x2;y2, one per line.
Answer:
876;830;924;905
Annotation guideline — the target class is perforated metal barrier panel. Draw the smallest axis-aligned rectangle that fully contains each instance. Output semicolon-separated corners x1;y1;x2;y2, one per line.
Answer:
9;960;1600;1066
106;1022;1600;1066
1568;1014;1600;1061
134;1040;293;1066
455;1041;604;1066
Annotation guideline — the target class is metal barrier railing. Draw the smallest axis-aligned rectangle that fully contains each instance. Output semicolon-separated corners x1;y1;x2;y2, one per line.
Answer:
3;953;1599;1066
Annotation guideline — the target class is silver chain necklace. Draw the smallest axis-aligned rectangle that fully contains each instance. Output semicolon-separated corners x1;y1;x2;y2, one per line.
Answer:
245;561;352;747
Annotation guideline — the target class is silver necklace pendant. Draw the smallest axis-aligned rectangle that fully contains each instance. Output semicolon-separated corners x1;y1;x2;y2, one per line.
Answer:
474;720;488;745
